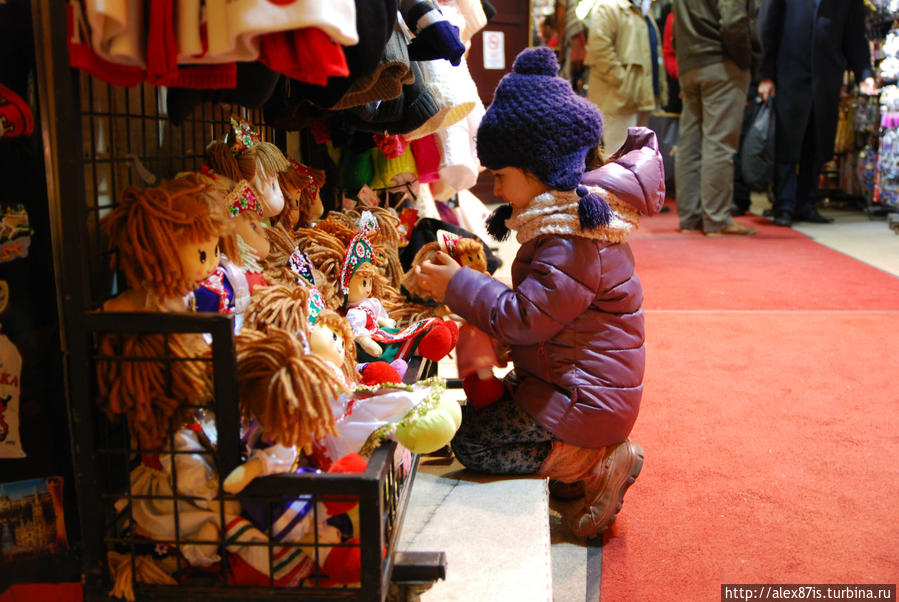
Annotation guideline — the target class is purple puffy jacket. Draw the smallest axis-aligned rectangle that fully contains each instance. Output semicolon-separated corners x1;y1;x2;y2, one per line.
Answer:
445;127;665;448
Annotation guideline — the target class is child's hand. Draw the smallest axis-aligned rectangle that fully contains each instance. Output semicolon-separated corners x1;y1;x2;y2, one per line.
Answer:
415;251;461;303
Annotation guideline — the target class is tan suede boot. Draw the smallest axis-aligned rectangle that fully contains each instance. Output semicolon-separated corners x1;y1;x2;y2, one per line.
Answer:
537;439;644;538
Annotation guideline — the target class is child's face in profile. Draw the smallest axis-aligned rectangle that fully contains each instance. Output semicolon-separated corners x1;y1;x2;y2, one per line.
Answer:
492;167;550;210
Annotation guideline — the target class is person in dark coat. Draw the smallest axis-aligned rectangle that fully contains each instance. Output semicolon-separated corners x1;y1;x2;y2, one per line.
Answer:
758;0;876;227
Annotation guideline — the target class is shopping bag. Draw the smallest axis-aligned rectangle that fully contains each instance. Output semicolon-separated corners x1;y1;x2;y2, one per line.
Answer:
740;97;775;191
647;112;678;198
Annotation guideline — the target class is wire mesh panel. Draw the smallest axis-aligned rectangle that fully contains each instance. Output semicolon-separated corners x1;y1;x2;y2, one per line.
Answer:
76;73;277;310
84;313;417;602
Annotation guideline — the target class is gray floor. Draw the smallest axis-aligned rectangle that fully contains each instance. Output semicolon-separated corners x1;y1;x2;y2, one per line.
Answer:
416;196;899;602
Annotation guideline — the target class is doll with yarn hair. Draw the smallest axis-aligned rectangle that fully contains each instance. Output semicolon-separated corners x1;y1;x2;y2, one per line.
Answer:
261;222;336;323
215;176;271;293
205;117;290;218
186;176;267;330
277;156;326;230
328;206;406;290
221;327;366;587
403;230;508;408
339;212;458;364
95;329;241;570
101;174;232;312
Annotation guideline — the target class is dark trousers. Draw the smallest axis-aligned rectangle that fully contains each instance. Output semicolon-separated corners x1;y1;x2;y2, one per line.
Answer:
773;109;822;216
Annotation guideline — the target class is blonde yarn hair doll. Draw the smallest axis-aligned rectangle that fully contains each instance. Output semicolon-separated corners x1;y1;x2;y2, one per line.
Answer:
222;327;364;587
205;117;290;218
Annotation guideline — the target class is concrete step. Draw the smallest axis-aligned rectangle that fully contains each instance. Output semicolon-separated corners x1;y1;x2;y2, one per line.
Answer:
398;453;553;601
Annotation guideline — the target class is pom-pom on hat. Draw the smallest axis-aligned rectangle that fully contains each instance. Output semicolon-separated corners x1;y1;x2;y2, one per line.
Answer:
477;47;610;231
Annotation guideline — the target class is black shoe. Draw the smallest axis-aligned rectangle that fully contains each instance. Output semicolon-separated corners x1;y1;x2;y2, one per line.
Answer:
795;208;834;223
772;210;793;227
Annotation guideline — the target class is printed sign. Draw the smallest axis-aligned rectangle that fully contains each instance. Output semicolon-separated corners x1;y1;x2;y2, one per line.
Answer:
483;31;505;70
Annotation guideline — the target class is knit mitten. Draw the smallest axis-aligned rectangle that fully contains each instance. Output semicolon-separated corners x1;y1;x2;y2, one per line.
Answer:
462;373;505;410
401;0;465;65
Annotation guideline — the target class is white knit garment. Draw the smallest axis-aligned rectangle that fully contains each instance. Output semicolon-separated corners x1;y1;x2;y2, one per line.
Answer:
403;53;478;140
436;96;485;191
439;0;488;44
177;0;358;63
86;0;146;66
505;187;640;245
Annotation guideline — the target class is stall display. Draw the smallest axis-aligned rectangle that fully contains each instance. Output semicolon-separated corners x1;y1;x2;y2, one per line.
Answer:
25;0;504;597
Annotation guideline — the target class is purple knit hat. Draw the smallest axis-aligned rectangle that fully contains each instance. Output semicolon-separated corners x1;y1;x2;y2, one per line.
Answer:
477;47;611;237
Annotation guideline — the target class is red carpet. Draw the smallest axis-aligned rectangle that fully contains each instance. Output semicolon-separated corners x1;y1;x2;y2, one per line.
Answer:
630;205;899;310
600;207;899;600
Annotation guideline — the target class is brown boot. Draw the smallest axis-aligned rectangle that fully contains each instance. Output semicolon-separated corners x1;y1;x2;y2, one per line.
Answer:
538;439;644;538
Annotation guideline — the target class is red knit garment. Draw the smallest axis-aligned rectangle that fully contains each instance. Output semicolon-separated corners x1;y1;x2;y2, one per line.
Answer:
259;28;349;86
410;135;441;183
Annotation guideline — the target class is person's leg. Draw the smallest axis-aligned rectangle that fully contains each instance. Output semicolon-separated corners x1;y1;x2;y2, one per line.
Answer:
602;111;638;155
772;109;815;225
773;161;798;219
450;397;554;474
698;61;751;233
675;67;703;231
793;111;832;222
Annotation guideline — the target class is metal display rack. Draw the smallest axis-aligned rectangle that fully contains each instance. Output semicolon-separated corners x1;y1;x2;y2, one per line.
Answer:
29;1;444;599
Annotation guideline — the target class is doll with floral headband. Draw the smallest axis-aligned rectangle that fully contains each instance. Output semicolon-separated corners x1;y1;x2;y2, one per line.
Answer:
190;178;266;329
218;177;271;293
205;117;290;219
339;212;458;364
102;174;231;312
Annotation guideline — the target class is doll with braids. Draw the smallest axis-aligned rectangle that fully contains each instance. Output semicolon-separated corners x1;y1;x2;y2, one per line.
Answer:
205;117;290;219
101;174;231;312
276;156;326;231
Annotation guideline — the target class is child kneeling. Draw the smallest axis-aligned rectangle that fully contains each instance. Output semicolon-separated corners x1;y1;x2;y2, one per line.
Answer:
416;47;664;538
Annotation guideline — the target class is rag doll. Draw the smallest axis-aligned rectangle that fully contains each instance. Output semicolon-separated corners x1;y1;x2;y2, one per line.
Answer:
101;174;232;312
277;156;326;231
205;117;290;218
95;331;236;570
216;176;271;293
326;206;406;295
303;312;461;463
404;230;508;408
188;176;264;330
221;327;364;587
263;220;342;315
339;212;458;364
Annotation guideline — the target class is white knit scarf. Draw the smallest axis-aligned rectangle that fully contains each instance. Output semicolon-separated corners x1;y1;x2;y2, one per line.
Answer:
504;186;641;245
